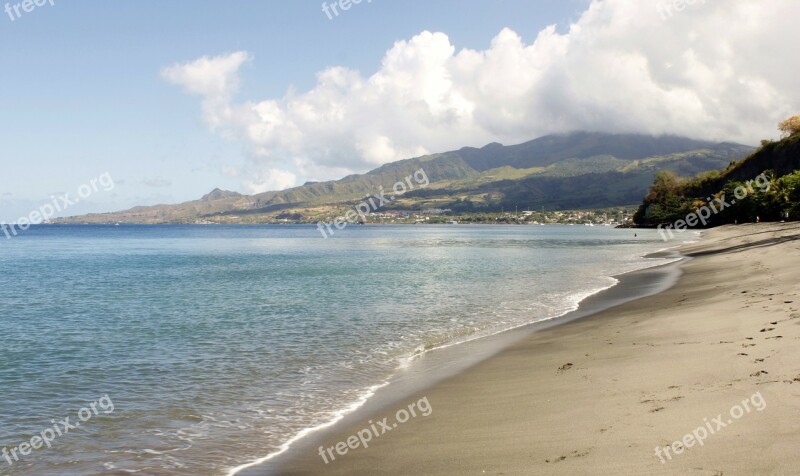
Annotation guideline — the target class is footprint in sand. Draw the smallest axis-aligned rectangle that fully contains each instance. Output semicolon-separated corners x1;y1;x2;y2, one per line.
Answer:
545;450;590;463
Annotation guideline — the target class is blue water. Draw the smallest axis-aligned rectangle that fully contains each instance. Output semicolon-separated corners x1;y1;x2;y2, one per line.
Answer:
0;224;682;475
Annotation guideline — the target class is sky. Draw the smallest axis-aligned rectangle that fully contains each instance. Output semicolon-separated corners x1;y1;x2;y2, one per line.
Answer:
1;0;799;221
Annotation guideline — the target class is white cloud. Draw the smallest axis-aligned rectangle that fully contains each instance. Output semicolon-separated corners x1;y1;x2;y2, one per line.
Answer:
161;51;250;129
243;168;297;194
163;0;800;193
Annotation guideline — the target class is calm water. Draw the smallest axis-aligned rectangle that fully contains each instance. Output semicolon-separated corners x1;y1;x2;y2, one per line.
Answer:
0;224;682;475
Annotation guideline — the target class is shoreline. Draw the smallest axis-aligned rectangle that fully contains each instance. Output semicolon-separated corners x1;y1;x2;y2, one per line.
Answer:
255;223;800;475
236;239;689;475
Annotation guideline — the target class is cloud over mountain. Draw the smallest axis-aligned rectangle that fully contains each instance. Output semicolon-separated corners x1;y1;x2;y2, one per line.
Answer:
162;0;800;193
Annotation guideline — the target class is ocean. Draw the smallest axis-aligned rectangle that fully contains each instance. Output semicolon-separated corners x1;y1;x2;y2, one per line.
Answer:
0;224;682;475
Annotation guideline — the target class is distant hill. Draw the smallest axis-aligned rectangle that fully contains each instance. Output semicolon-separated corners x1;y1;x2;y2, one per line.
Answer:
56;132;754;224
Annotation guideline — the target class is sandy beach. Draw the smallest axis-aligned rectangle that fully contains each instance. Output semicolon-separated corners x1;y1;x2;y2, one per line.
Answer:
267;223;800;475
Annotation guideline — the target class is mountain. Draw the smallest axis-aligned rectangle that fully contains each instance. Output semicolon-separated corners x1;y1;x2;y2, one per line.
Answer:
57;132;754;224
201;188;243;201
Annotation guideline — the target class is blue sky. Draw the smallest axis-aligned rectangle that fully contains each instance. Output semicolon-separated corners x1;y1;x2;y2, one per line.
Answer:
1;0;798;221
0;0;588;220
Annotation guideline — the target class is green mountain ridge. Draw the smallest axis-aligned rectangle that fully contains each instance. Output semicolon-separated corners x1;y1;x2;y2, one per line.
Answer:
56;132;754;224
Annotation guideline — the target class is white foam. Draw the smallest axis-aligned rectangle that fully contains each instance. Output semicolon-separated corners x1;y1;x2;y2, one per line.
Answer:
224;381;389;476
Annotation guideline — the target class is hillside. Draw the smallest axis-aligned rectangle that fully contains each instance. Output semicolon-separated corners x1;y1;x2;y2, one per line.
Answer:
56;132;754;224
634;133;800;226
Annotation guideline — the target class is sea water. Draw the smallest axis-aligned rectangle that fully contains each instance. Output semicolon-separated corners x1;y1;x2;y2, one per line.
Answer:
0;224;681;475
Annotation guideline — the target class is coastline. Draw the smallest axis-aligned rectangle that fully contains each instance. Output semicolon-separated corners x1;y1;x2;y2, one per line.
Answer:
252;223;800;475
236;236;688;475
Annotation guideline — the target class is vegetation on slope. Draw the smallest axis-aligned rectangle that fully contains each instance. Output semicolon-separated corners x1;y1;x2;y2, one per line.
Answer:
634;117;800;227
56;132;754;224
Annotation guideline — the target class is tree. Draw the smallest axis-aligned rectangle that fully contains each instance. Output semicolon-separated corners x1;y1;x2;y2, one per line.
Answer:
633;171;694;225
778;115;800;137
643;171;683;203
